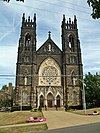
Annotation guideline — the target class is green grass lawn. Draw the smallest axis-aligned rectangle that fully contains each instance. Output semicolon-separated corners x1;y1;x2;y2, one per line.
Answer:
0;124;47;133
0;111;48;133
0;111;43;126
68;107;100;115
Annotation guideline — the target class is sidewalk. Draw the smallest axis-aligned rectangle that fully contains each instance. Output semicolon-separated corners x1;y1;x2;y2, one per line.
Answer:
43;110;100;130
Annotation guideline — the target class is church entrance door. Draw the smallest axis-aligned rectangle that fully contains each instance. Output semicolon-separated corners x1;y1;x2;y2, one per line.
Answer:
47;93;54;107
40;95;44;107
56;95;60;107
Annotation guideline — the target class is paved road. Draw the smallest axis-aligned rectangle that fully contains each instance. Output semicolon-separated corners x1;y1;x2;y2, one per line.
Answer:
43;110;100;130
34;122;100;133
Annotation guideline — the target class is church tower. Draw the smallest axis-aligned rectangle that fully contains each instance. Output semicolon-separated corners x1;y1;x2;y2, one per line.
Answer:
61;15;83;106
15;13;37;107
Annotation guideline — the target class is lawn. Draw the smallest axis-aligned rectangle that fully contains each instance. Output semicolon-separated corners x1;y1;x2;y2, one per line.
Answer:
68;107;100;115
0;111;48;133
0;124;47;133
0;111;43;126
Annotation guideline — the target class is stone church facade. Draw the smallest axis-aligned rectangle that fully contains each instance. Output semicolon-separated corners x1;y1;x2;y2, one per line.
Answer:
15;13;83;108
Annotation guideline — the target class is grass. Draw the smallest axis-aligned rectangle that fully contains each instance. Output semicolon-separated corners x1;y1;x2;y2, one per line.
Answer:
0;124;48;133
68;107;100;115
0;111;48;133
0;111;43;126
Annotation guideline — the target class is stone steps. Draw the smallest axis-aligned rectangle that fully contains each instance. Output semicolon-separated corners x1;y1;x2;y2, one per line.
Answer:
42;107;65;111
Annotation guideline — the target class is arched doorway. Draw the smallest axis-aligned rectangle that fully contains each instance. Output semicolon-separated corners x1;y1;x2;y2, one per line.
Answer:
56;95;60;107
47;93;54;107
40;95;44;107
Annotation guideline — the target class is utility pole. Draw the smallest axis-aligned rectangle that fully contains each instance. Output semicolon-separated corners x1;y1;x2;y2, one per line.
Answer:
82;78;86;114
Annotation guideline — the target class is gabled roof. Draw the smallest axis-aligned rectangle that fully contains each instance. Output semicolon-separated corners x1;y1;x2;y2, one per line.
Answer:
37;34;62;54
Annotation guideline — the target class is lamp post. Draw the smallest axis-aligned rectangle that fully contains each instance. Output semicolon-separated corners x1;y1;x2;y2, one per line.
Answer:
82;78;86;114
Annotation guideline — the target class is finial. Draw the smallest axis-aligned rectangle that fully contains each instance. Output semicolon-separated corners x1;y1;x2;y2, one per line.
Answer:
69;18;71;23
48;31;51;39
74;15;77;23
28;16;30;22
34;13;36;22
63;14;66;21
22;13;25;22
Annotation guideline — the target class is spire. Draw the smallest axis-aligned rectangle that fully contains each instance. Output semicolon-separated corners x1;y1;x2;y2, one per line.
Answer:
74;15;77;24
48;31;51;39
28;16;30;22
63;14;66;22
69;18;71;24
34;13;36;22
74;15;77;29
22;13;25;22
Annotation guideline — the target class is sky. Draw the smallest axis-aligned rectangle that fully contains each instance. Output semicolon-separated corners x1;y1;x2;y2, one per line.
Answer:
0;0;100;88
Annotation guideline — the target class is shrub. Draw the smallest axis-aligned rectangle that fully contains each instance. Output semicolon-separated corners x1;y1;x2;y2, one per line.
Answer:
11;106;32;111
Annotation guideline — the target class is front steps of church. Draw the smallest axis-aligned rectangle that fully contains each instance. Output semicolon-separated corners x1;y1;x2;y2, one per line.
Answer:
42;107;65;111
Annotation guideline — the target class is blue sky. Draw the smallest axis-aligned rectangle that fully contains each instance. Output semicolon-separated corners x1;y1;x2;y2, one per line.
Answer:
0;0;100;88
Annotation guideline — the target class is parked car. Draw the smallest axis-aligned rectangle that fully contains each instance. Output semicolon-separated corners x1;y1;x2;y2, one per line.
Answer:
26;117;46;123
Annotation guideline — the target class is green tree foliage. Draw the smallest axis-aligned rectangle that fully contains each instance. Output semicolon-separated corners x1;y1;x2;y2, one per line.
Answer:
0;84;14;108
1;85;8;91
84;72;100;108
87;0;100;19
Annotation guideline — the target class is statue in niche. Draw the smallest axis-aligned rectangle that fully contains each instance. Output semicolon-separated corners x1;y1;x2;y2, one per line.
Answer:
48;43;51;51
24;77;27;85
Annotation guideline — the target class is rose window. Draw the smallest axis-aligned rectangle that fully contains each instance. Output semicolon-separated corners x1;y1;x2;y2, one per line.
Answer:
42;66;58;84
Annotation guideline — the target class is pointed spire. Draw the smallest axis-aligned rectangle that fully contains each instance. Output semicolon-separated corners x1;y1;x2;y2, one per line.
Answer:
69;18;71;24
74;15;77;24
28;16;30;22
63;14;66;22
48;31;51;39
34;13;36;22
22;13;25;22
74;15;77;29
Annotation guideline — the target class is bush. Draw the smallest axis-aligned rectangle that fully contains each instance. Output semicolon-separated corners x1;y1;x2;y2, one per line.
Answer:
64;105;69;111
11;106;20;111
69;105;83;110
31;108;38;112
11;106;32;111
22;106;32;110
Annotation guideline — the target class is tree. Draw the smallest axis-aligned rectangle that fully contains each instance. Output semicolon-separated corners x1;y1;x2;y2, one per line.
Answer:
83;72;100;108
0;83;15;108
87;0;100;19
1;85;8;91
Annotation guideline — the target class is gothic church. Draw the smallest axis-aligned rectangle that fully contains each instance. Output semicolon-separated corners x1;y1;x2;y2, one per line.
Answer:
15;13;83;108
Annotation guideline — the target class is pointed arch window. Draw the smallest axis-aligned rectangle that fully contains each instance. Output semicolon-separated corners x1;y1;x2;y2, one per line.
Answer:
25;33;31;47
68;35;74;51
70;56;77;64
24;56;29;63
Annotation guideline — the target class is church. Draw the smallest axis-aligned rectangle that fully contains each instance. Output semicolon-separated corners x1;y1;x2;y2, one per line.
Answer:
15;13;83;108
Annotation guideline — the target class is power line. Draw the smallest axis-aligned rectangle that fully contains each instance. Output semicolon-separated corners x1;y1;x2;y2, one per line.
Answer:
58;0;89;10
3;1;100;24
0;0;100;26
33;0;90;14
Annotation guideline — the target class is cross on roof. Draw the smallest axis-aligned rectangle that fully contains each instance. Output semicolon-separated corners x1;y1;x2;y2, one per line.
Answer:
48;31;51;38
